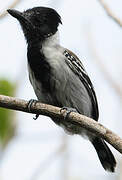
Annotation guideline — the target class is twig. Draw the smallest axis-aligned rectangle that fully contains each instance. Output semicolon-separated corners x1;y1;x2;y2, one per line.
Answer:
30;142;65;180
99;0;122;27
0;94;122;153
61;135;69;180
85;28;122;99
0;0;20;19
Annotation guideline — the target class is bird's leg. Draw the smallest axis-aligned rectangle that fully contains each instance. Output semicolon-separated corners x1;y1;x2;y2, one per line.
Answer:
60;107;78;120
27;99;39;120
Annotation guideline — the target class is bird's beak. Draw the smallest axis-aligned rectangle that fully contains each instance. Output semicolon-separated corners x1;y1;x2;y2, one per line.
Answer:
7;9;25;22
7;9;34;30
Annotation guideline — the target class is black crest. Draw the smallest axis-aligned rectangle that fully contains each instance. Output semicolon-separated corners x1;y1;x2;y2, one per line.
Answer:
8;7;62;43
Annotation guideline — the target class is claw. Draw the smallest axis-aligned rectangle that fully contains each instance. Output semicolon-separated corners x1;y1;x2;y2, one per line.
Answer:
33;114;39;120
27;99;39;120
27;99;37;112
60;107;77;120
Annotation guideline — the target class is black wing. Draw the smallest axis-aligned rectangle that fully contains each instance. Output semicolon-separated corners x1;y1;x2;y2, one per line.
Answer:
63;49;99;121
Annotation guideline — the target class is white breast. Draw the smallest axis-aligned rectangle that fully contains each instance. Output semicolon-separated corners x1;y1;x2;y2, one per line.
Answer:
41;31;71;91
28;32;70;103
42;32;65;68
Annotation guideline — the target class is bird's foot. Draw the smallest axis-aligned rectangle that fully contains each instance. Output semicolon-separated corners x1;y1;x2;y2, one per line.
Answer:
60;107;77;120
33;114;39;120
27;99;39;120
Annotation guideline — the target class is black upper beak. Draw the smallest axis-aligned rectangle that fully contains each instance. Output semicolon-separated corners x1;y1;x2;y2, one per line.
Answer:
7;9;25;21
7;9;34;30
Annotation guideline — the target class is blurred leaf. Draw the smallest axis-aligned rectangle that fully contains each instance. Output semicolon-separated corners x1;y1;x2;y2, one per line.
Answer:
0;79;16;149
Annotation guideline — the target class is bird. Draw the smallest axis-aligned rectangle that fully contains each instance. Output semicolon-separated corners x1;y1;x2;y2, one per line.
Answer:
7;6;116;172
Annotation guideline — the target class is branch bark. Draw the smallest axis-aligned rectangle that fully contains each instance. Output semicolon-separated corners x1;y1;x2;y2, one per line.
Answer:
99;0;122;27
0;94;122;153
0;0;20;19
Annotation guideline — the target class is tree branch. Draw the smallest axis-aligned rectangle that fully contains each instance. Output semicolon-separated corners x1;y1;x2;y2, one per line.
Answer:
99;0;122;27
0;0;20;19
0;94;122;153
85;29;122;99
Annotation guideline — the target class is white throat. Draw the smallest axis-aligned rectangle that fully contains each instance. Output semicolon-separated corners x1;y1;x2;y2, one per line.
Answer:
42;31;60;48
41;31;64;61
41;30;65;71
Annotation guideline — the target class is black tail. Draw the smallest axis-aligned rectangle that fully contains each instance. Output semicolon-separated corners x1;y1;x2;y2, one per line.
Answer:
92;137;116;172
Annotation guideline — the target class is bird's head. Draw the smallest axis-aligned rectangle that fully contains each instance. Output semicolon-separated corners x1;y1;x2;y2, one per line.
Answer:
7;7;62;43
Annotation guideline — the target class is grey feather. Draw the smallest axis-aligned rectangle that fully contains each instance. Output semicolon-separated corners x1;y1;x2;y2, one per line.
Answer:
28;32;94;136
